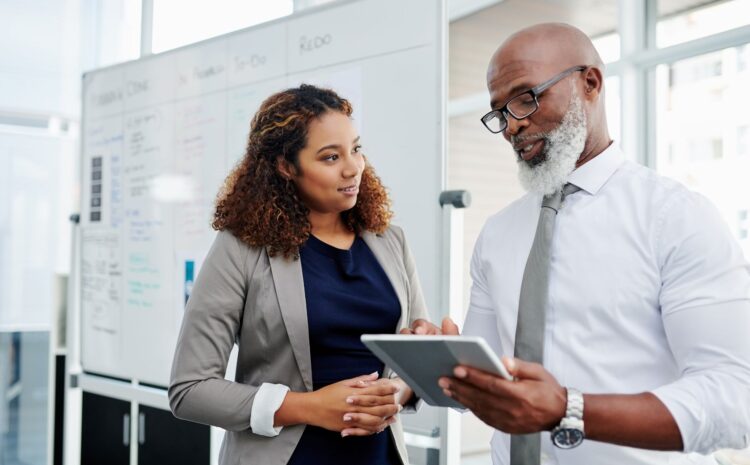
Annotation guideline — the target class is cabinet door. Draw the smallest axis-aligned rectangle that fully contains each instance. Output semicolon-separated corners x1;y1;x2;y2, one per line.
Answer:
137;405;210;465
81;392;130;465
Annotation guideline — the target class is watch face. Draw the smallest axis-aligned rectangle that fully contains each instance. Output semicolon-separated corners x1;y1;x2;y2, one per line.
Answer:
552;428;584;449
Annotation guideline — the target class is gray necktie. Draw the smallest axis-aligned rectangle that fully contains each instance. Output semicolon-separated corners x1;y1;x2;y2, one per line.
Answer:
511;183;580;465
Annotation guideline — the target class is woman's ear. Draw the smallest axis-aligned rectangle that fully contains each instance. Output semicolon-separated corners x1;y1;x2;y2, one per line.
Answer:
276;157;295;180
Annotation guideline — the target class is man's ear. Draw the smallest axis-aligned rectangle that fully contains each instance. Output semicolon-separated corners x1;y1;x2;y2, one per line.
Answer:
583;66;604;100
276;157;295;180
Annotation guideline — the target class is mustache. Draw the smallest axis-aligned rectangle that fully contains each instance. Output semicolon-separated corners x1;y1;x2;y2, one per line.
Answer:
516;138;548;167
511;132;548;146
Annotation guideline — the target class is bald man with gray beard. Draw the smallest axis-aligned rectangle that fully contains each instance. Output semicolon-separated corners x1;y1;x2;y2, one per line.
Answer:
430;22;750;465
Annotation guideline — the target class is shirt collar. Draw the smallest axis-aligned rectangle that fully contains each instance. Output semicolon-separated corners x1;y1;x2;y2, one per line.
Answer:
567;142;625;195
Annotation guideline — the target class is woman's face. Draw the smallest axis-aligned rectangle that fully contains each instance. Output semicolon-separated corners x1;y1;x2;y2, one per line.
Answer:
288;111;364;215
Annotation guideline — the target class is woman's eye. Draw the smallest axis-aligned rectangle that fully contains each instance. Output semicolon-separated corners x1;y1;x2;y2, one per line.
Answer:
353;144;362;154
323;153;339;161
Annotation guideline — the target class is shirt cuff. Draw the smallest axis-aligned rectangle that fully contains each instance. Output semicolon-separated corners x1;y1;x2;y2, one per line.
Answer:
250;383;290;437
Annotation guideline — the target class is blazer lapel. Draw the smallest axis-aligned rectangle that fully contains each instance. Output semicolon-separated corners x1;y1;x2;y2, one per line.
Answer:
268;251;313;391
361;231;409;331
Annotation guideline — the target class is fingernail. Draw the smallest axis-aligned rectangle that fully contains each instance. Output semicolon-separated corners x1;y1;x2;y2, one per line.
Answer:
505;357;516;371
442;389;452;398
343;415;352;422
415;326;426;334
341;431;349;437
397;404;403;413
454;366;467;378
370;371;379;377
438;378;449;389
346;397;354;404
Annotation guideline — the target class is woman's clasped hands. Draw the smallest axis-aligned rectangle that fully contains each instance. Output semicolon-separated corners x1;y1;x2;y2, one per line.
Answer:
309;372;404;437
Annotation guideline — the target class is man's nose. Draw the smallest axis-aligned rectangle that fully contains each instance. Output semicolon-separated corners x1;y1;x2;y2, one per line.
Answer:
505;115;527;137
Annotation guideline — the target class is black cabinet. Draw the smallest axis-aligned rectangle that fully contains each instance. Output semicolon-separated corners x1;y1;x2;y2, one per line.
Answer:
81;392;130;465
138;405;210;465
81;392;210;465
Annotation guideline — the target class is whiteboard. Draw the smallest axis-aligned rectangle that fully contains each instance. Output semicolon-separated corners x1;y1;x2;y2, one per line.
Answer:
79;0;446;396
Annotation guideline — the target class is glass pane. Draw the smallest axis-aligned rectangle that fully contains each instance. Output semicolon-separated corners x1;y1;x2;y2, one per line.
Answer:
655;45;750;258
0;331;50;465
93;0;142;68
152;0;293;53
0;132;75;331
449;0;618;99
657;0;750;48
592;32;621;64
604;76;621;144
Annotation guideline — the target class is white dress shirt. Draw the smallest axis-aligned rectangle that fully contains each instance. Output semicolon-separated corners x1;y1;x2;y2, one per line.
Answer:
464;144;750;465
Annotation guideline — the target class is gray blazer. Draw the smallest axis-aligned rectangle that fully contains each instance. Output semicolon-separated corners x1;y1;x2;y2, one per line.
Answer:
169;225;429;465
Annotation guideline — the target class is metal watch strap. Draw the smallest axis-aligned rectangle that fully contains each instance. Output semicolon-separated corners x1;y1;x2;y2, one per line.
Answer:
565;387;584;422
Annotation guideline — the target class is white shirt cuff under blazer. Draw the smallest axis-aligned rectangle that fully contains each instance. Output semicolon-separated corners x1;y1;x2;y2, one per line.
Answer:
464;143;750;465
250;383;290;437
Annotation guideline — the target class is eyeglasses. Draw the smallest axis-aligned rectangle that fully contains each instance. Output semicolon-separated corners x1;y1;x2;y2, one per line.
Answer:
480;65;587;134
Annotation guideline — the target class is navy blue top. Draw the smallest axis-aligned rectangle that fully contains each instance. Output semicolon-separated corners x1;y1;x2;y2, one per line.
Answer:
287;234;402;465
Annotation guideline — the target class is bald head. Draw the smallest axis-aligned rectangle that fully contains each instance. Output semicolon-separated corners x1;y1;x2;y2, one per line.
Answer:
488;23;603;86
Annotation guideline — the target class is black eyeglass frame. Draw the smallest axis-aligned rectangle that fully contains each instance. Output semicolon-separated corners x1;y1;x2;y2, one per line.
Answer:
480;65;588;134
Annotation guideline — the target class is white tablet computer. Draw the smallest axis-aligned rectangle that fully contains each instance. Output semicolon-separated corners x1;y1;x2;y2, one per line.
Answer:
360;334;512;408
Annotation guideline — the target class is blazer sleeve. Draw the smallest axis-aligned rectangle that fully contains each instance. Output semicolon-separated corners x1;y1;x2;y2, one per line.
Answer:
168;230;259;432
393;225;430;324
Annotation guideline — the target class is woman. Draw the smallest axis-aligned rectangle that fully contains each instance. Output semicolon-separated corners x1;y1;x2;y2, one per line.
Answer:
168;84;431;465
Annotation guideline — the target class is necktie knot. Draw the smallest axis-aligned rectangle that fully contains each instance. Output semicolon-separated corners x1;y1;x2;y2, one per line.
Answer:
542;183;581;212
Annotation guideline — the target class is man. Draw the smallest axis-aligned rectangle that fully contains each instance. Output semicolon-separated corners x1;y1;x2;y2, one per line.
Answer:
428;22;750;465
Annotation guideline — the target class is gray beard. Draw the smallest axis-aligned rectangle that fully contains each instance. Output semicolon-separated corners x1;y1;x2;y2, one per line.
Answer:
515;91;587;196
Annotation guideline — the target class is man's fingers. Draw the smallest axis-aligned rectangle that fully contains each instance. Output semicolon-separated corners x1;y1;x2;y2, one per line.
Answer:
441;317;460;335
453;366;512;394
502;357;548;381
399;328;414;335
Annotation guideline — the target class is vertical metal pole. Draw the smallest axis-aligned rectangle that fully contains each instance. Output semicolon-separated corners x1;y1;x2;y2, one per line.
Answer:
140;0;153;57
63;214;81;465
439;190;471;465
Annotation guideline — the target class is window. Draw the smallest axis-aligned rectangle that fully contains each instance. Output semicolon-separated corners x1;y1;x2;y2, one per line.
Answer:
656;46;750;256
657;0;750;48
739;210;749;239
669;54;723;86
739;125;750;156
152;0;293;53
739;44;750;71
592;32;621;64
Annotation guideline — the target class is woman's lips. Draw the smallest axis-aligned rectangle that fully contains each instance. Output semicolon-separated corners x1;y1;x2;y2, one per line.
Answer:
338;185;359;195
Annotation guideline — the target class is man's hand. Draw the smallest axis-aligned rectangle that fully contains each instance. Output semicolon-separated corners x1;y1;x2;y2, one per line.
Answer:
400;317;460;335
438;357;567;434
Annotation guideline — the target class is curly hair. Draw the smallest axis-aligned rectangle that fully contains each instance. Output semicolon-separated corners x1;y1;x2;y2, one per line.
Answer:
213;84;393;259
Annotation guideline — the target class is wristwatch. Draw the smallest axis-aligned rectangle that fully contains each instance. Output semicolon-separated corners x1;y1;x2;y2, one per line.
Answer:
550;387;585;449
